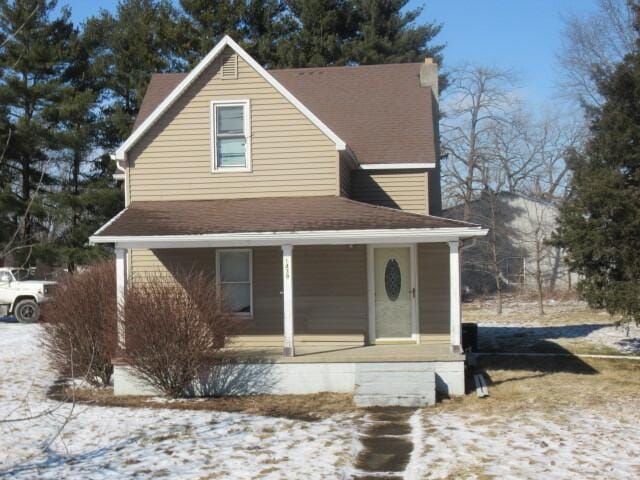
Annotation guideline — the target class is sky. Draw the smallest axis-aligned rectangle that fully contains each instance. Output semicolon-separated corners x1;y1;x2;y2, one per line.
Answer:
60;0;602;107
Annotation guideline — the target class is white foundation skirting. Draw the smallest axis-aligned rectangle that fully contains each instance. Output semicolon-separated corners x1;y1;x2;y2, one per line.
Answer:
113;360;466;397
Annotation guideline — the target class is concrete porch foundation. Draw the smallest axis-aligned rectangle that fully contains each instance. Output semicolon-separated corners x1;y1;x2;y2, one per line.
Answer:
113;344;466;403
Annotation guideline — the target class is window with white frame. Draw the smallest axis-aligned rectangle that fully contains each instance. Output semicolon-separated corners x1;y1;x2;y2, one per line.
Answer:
216;249;252;314
211;100;250;171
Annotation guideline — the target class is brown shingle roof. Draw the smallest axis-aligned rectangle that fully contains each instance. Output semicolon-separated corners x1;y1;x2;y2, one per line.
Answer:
133;73;187;131
132;63;437;165
96;196;474;237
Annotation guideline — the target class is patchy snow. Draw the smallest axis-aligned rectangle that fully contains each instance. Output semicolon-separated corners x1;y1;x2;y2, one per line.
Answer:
407;408;640;479
466;298;640;354
477;321;640;354
2;318;640;479
0;321;357;479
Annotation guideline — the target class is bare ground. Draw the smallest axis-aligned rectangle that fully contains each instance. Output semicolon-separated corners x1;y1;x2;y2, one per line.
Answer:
52;387;357;421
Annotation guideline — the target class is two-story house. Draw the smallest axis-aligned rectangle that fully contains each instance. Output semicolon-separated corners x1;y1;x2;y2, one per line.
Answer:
91;36;486;406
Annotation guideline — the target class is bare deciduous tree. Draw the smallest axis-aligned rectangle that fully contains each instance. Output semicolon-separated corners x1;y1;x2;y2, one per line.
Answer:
441;64;519;219
528;111;587;202
558;0;637;109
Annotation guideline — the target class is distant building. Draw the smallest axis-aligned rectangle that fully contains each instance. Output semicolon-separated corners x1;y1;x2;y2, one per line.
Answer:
445;192;577;293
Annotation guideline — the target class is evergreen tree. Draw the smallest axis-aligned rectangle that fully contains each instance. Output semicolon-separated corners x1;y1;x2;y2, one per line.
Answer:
278;0;443;68
50;25;123;271
242;0;294;68
178;0;293;68
84;0;180;148
554;11;640;324
347;0;444;65
0;0;75;260
279;0;355;67
177;0;245;66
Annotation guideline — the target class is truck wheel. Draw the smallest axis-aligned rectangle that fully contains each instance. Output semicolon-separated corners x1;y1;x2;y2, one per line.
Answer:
14;299;40;323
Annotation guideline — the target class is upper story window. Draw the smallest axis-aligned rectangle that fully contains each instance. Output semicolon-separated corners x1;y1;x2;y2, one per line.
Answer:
211;100;251;172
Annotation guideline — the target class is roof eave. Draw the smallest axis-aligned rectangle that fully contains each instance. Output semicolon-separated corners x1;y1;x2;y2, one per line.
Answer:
90;227;487;248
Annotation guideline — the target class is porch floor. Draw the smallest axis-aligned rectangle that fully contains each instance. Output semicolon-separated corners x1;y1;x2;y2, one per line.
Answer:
228;343;463;363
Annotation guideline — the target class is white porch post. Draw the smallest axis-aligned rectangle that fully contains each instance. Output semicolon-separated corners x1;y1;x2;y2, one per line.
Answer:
115;247;127;351
449;240;462;352
282;244;295;357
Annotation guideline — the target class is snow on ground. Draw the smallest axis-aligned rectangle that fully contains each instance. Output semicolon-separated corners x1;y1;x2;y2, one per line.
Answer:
2;317;640;479
0;321;358;479
477;321;640;354
466;298;640;354
406;408;640;479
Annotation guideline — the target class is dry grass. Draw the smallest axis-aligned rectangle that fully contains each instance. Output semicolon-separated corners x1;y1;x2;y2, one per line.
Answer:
53;388;357;421
438;356;640;416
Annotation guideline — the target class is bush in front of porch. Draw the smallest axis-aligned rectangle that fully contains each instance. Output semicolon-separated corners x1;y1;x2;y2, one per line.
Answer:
123;271;243;397
42;261;117;387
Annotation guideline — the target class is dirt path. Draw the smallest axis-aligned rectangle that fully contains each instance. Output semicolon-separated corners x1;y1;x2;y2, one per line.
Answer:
351;407;416;479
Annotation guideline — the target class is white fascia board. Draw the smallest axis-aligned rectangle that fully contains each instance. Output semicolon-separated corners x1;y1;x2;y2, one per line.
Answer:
359;163;436;170
90;227;487;249
115;36;346;161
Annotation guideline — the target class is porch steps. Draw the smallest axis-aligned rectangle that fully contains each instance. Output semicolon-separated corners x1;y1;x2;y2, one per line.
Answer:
354;363;436;407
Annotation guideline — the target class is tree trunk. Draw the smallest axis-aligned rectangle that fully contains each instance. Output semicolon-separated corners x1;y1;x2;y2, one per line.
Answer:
535;243;545;315
20;155;31;243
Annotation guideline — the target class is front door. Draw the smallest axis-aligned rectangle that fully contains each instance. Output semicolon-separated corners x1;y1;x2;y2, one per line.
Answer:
374;247;413;340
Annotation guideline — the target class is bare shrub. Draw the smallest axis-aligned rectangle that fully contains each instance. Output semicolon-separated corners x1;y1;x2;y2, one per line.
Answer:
42;261;117;387
123;272;241;398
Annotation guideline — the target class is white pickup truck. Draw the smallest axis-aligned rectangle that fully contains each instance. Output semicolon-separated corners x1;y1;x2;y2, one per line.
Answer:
0;268;56;323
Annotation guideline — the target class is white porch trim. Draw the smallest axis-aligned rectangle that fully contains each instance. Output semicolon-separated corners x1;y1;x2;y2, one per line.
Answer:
449;241;462;352
91;226;486;249
281;245;295;356
359;163;436;170
115;247;127;350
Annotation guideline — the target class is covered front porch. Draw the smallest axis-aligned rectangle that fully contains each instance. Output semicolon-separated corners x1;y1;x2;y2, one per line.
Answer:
114;242;465;355
91;196;486;402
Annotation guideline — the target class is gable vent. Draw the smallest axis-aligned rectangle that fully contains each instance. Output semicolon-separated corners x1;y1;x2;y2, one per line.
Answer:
219;53;238;79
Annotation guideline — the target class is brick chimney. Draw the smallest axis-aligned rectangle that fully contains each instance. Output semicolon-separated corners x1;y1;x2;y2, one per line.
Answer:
420;57;438;98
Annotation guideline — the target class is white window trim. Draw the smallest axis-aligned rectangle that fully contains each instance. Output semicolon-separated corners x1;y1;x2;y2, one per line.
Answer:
215;248;253;317
210;99;252;173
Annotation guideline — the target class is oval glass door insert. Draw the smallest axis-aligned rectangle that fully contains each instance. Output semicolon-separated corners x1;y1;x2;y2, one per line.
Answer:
384;258;401;301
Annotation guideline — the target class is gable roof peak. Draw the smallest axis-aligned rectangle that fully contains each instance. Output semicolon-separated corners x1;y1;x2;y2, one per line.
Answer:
114;35;346;161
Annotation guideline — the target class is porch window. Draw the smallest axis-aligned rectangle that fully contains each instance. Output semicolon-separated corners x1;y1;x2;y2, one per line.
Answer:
216;249;252;315
211;100;251;171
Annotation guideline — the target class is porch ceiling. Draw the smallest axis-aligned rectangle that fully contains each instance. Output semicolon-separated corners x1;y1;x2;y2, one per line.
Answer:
91;196;485;247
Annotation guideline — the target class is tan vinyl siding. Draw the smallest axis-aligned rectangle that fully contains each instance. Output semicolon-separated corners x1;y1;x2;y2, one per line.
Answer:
293;245;368;336
129;245;368;340
418;243;450;342
351;170;428;214
128;48;338;202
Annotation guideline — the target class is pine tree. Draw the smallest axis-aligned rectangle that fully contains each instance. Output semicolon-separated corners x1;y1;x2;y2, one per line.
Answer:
277;0;443;68
49;25;123;271
84;0;180;148
347;0;444;65
279;0;355;67
0;0;75;260
554;11;640;324
177;0;293;68
177;0;245;66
